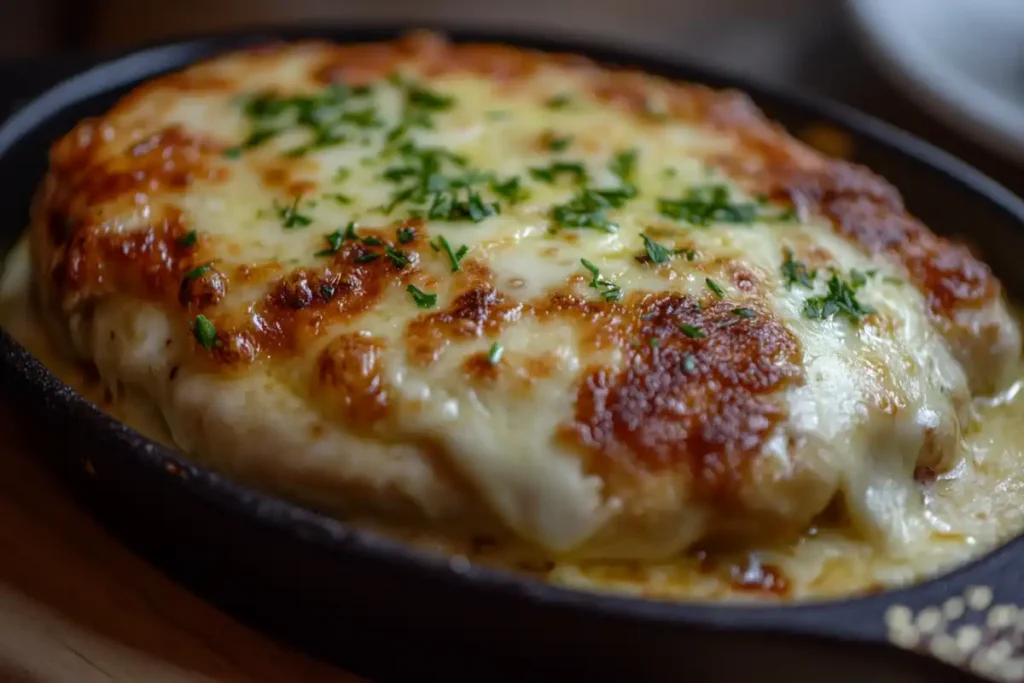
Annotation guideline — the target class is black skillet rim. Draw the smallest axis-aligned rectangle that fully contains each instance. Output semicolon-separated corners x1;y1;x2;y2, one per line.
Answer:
3;21;1024;642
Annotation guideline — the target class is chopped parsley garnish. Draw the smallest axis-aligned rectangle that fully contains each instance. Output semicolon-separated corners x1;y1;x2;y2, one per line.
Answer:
380;142;500;221
551;186;636;233
487;341;504;365
432;235;469;272
355;252;381;263
609;149;638;184
427;189;498;222
341;221;359;241
732;307;755;319
361;236;383;247
315;229;346;257
579;258;623;302
658;185;759;226
678;323;706;339
232;83;378;157
641;234;672;264
781;248;815;289
323;192;352;206
491;176;528;204
529;161;587;185
333;167;351;182
649;338;661;348
176;230;198;247
191;315;219;350
705;278;725;298
803;272;876;323
339;107;384;128
381;78;457;154
384;245;410;269
545;93;573;109
406;84;454;111
320;284;335;299
407;284;437;309
397;226;416;243
182;264;211;281
274;195;313;229
543;131;574;152
223;147;242;159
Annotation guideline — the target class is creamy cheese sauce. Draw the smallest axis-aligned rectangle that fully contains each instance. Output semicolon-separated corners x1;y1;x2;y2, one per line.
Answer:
4;237;1024;601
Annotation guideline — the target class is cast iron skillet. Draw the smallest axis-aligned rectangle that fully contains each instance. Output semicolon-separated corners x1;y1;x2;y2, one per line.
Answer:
3;24;1024;682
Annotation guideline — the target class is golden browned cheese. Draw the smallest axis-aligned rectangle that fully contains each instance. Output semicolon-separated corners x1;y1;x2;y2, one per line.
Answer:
5;31;1024;600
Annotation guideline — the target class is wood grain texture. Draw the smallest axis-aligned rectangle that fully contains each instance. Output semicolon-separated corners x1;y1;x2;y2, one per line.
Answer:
0;408;362;683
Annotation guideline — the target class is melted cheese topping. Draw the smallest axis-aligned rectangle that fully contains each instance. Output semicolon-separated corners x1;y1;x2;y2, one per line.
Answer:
4;32;1023;600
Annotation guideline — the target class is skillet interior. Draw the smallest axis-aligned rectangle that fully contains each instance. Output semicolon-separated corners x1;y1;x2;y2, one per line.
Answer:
2;24;1023;681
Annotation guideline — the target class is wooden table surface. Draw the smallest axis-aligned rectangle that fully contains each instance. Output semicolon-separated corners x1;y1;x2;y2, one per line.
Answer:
0;409;362;683
1;5;1022;682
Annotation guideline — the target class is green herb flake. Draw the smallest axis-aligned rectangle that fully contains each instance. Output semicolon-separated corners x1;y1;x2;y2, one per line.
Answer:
432;235;468;272
678;323;706;339
176;230;198;248
609;149;639;184
705;278;725;299
649;338;661;348
315;229;345;257
320;284;335;299
803;272;877;324
274;195;313;229
580;258;623;302
544;131;574;152
323;192;352;206
182;263;212;281
641;234;672;264
551;186;636;233
407;284;437;309
491;176;528;204
222;147;242;159
487;341;504;365
545;93;572;109
355;252;381;264
658;185;759;226
529;161;587;185
384;245;410;269
341;221;359;241
191;314;219;350
406;85;454;111
781;248;816;289
397;226;416;243
732;307;755;319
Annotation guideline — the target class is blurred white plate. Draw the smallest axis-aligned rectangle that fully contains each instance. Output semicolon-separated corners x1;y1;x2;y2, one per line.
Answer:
847;0;1024;165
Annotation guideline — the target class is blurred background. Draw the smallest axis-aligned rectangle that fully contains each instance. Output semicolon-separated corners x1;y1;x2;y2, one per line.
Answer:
1;0;1020;190
0;1;861;90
